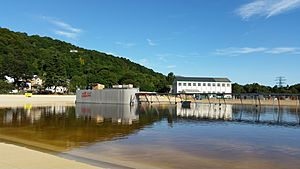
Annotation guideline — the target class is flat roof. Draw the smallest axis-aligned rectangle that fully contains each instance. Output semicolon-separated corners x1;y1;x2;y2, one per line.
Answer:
174;76;231;82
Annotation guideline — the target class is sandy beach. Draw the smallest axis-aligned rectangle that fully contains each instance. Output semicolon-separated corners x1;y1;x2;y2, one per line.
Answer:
0;143;102;169
0;94;76;108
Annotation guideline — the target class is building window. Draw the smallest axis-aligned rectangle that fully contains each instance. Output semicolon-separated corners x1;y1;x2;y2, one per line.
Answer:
227;83;230;87
198;83;201;86
222;83;225;87
188;83;191;86
217;83;220;87
208;83;211;86
183;83;186;86
193;83;196;86
212;83;216;86
203;83;206;86
178;83;182;86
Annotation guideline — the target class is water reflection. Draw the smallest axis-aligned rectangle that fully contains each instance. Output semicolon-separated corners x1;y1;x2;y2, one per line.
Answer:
75;104;138;125
176;103;300;126
0;103;299;153
0;104;148;152
64;104;300;169
177;104;233;120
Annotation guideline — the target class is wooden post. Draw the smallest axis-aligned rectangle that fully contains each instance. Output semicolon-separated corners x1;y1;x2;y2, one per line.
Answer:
254;95;258;107
175;94;177;104
223;94;227;105
207;94;211;104
155;94;160;104
146;95;149;104
167;94;171;105
240;94;243;105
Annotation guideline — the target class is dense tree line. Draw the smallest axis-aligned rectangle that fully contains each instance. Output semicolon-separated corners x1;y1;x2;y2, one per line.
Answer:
0;27;171;93
232;83;300;94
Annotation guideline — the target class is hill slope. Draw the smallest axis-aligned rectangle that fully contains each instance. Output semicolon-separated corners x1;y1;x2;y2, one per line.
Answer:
0;27;169;92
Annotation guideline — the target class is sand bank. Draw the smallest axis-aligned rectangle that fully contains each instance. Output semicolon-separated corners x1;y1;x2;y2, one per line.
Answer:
0;94;75;108
0;143;102;169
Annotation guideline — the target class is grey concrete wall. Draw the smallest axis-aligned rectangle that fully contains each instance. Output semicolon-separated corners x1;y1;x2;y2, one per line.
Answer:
76;88;139;105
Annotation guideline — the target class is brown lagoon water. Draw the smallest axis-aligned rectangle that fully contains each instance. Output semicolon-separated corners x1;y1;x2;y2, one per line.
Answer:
0;103;300;169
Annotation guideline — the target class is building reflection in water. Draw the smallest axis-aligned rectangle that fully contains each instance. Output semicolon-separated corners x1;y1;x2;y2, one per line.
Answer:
1;105;66;125
0;104;142;152
175;103;300;125
75;103;138;125
177;103;233;120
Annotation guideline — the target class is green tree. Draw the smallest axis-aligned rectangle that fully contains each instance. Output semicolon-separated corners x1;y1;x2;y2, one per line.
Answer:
0;80;14;93
166;72;175;85
232;83;246;93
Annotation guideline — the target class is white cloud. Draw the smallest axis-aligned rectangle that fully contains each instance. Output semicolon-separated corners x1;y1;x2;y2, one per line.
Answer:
54;31;77;39
115;41;136;48
42;16;81;39
215;47;300;56
265;47;299;54
237;0;300;20
215;47;267;56
146;39;156;46
50;20;81;33
167;65;176;69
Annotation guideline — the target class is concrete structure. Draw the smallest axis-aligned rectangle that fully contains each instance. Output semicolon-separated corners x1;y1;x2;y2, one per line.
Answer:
172;76;232;97
76;88;139;105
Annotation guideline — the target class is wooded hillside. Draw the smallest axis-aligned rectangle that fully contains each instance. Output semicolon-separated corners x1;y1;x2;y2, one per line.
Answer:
0;27;170;92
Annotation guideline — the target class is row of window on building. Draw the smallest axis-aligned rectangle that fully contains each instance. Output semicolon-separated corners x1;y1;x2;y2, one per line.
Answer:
178;82;230;87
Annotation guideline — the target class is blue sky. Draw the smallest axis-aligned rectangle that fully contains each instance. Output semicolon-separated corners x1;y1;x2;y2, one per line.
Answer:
1;0;300;86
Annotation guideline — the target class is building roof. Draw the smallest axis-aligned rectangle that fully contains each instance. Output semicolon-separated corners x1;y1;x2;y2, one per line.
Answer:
174;76;231;82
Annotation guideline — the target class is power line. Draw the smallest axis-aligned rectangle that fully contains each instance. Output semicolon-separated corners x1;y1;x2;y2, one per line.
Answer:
275;76;286;87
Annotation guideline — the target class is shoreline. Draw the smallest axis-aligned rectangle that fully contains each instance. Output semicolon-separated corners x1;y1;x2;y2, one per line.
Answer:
0;94;76;108
1;94;299;107
0;143;103;169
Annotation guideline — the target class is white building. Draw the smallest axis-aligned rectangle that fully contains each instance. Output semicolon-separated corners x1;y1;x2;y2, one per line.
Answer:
172;76;232;97
45;86;68;94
